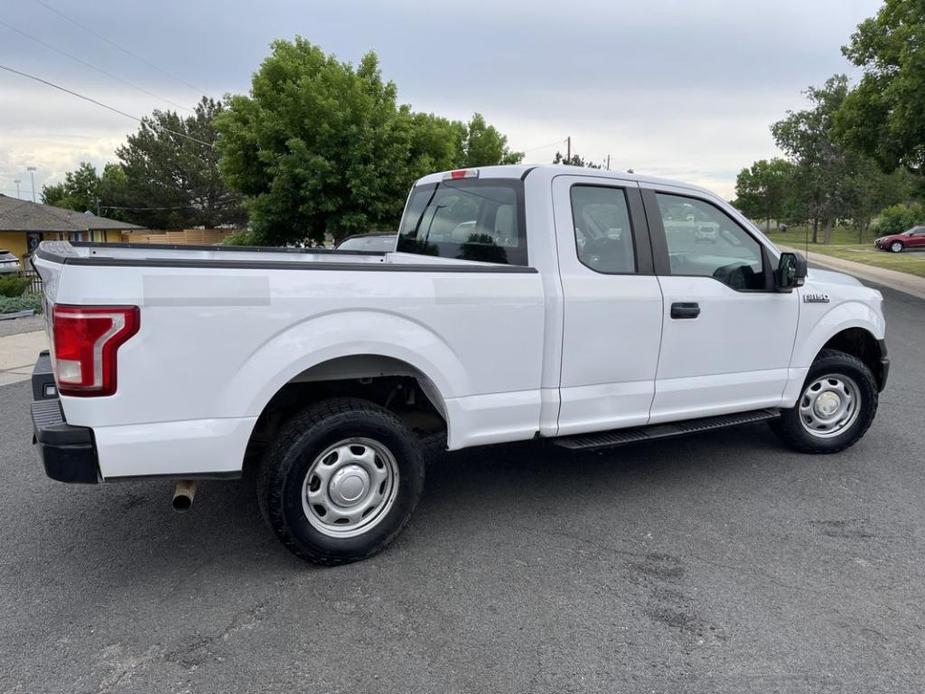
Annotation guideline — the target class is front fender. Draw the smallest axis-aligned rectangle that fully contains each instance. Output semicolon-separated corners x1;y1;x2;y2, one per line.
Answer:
791;299;885;369
224;309;467;418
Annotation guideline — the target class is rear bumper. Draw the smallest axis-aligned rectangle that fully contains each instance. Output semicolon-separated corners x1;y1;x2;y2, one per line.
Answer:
29;351;250;481
31;351;99;484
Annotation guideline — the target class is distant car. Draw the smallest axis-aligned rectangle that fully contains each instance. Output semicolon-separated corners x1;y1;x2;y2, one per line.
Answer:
0;250;21;275
335;232;397;252
694;225;719;243
874;226;925;253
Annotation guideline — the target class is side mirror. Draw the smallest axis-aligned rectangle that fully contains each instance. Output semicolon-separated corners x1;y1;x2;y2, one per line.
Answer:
775;252;807;292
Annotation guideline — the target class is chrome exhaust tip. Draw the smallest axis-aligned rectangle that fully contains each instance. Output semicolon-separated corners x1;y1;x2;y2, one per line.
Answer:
172;480;197;512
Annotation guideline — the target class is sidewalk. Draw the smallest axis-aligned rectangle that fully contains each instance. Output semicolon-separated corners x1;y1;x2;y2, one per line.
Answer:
0;330;47;386
780;246;925;301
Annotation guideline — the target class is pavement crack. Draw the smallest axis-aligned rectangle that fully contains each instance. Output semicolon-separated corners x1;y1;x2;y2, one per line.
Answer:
163;600;270;669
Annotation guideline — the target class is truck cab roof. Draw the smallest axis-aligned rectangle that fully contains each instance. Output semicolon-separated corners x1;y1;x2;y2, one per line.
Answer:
415;164;718;201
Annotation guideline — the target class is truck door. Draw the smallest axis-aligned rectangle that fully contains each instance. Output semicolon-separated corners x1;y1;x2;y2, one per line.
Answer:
552;175;664;435
642;187;799;422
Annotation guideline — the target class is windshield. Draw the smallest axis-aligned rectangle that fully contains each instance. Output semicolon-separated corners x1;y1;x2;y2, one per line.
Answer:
396;179;527;265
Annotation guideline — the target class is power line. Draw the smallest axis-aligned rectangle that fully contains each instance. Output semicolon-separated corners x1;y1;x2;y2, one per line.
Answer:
519;138;567;155
0;17;193;113
34;0;208;95
0;63;215;148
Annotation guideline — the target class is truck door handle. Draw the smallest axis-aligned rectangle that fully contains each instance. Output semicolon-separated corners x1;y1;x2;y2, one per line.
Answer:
670;302;700;319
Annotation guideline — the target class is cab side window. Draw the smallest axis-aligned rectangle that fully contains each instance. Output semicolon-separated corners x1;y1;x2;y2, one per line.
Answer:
570;185;635;274
655;193;765;290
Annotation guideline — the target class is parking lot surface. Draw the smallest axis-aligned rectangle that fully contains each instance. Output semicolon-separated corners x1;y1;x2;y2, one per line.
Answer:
1;283;923;693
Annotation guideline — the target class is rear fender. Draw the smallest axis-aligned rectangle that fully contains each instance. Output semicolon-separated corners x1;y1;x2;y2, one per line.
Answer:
226;309;465;426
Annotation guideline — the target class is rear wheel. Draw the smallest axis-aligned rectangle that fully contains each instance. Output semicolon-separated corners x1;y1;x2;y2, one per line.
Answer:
257;398;425;565
770;350;878;454
891;241;904;253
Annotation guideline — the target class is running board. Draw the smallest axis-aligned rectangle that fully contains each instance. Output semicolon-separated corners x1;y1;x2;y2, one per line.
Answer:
552;408;781;451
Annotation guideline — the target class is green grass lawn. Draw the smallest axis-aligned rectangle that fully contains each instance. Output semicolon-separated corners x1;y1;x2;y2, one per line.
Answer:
763;226;925;279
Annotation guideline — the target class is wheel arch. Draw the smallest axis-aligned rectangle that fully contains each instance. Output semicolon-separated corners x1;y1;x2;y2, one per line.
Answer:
225;310;466;417
794;299;884;366
262;353;450;420
819;327;887;391
226;311;467;471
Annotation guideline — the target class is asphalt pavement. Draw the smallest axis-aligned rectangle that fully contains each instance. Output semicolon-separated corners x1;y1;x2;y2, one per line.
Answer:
1;284;923;694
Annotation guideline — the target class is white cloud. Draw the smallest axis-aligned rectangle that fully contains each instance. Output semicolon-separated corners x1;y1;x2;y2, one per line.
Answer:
0;0;884;200
0;85;180;197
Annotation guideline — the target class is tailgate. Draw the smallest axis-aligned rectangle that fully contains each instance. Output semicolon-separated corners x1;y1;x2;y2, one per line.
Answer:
31;242;72;344
31;242;69;306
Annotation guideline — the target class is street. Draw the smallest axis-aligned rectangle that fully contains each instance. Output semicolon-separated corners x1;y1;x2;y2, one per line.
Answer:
1;283;923;694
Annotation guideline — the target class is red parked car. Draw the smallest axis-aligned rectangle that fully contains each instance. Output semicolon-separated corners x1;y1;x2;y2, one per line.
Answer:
874;225;925;252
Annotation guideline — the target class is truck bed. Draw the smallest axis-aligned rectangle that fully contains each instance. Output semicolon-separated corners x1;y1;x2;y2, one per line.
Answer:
32;239;548;478
36;241;534;272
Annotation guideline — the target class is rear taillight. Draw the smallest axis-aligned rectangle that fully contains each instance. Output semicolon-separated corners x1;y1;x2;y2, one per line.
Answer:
51;305;139;397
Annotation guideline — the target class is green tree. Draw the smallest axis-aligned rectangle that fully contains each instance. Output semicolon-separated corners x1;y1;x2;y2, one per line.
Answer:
405;112;466;180
769;75;905;244
552;151;601;168
836;0;925;172
734;158;796;231
771;75;862;243
843;161;914;240
461;113;522;167
216;38;522;246
41;162;102;213
44;99;243;228
115;97;244;228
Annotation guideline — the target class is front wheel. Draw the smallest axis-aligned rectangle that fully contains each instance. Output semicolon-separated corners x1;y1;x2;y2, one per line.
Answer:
257;398;425;565
891;241;904;253
770;350;878;454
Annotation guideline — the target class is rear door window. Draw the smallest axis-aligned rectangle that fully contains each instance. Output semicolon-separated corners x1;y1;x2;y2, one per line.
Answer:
570;185;635;273
397;179;526;265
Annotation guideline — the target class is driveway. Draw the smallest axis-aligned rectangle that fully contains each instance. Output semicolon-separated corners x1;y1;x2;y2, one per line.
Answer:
1;284;923;693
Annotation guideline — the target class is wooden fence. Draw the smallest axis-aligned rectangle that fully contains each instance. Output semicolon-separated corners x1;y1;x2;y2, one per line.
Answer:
120;229;235;245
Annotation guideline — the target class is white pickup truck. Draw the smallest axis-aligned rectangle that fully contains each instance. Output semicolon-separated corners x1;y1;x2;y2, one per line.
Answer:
30;165;889;565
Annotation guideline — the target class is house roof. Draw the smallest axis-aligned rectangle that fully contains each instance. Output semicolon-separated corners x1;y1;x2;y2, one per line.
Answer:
0;194;144;232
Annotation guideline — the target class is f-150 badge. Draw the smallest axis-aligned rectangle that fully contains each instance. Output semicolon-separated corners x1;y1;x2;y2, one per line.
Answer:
803;292;830;303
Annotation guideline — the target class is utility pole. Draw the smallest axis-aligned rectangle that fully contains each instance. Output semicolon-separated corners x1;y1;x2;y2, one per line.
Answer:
27;166;36;202
13;179;21;198
606;155;611;171
566;136;571;162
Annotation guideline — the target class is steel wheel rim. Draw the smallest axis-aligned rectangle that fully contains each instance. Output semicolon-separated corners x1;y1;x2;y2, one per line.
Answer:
301;437;399;538
798;374;861;439
891;242;903;252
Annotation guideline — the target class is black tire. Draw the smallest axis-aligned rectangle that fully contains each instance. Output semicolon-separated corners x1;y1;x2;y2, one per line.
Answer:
257;397;425;565
890;241;904;253
770;349;878;454
419;430;448;465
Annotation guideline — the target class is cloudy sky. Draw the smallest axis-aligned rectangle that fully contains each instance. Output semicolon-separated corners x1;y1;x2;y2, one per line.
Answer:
0;0;881;201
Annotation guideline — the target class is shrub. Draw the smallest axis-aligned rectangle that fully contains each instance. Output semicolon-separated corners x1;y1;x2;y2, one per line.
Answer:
0;293;43;314
871;202;925;236
222;230;257;246
0;276;30;297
